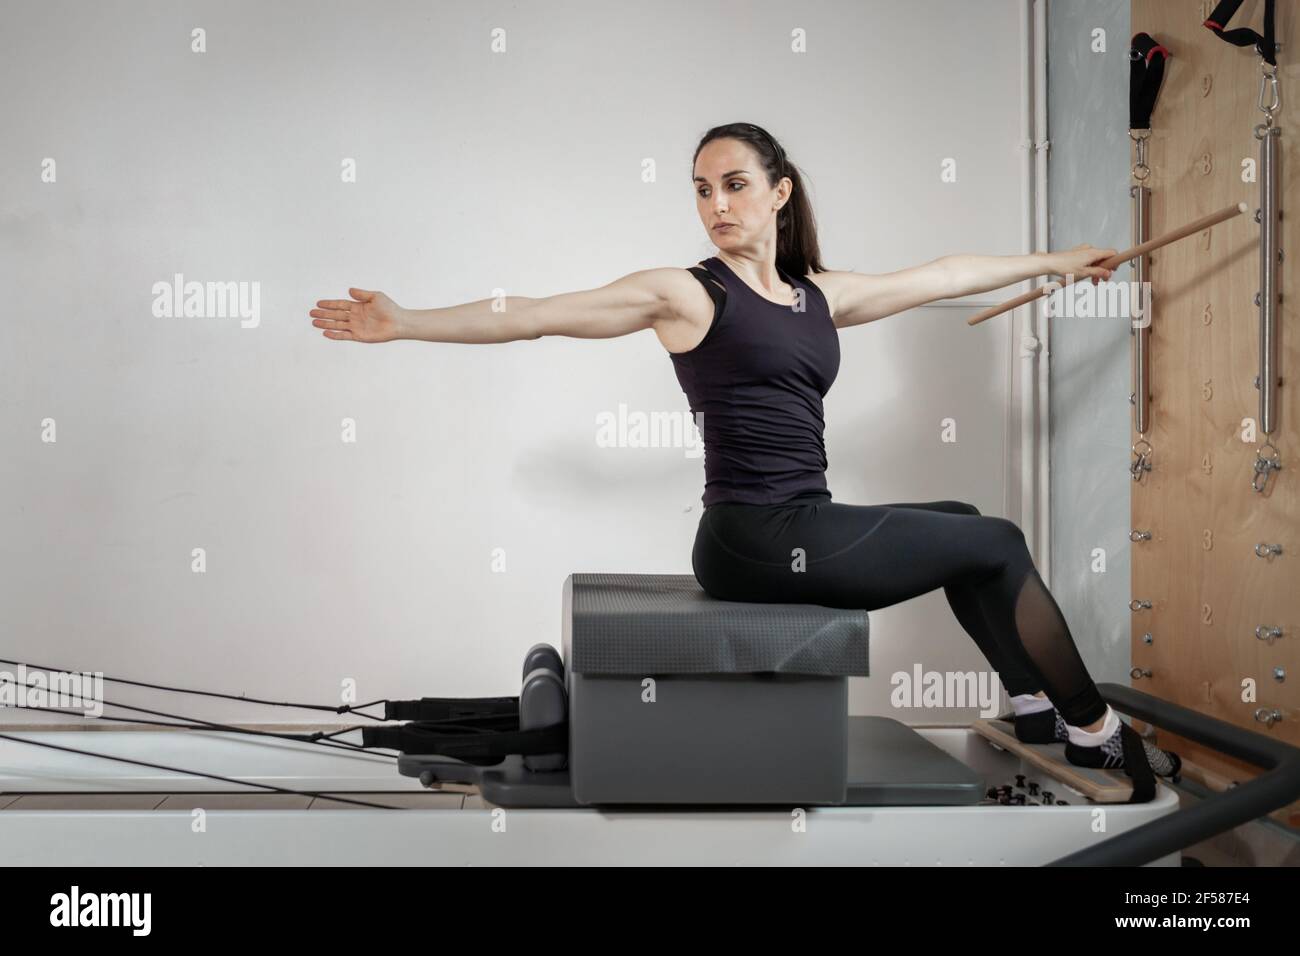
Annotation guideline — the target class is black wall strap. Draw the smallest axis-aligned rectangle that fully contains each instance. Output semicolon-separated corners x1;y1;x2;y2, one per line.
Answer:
1204;0;1277;66
1130;33;1170;130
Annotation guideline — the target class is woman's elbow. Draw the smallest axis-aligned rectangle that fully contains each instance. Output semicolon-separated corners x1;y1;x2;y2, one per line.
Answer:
501;297;544;342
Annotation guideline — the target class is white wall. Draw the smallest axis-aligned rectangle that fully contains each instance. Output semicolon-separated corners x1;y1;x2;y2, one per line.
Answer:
1;0;1030;727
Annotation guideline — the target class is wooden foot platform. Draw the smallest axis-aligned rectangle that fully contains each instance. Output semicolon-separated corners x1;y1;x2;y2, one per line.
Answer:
973;718;1143;803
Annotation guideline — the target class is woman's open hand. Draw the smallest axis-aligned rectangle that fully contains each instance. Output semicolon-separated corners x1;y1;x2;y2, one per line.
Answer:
310;288;405;343
1046;244;1117;285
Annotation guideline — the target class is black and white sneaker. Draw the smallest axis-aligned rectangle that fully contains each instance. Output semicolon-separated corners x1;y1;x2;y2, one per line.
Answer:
1013;707;1069;744
1066;720;1181;803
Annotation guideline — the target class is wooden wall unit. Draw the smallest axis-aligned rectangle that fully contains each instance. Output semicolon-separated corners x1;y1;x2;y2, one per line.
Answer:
1130;0;1296;823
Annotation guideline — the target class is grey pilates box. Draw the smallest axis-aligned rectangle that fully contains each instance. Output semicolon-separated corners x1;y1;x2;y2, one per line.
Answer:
561;572;870;805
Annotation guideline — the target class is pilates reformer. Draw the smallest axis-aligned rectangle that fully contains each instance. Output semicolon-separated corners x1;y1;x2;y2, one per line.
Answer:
370;573;1300;866
2;572;1298;866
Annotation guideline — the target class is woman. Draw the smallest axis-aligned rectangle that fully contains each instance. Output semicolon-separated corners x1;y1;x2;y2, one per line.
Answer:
309;121;1180;793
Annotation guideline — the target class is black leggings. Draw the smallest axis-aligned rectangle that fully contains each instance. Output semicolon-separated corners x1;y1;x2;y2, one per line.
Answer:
691;494;1107;728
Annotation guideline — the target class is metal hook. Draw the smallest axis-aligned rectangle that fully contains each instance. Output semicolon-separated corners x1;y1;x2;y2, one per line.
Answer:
1251;442;1282;493
1258;64;1280;121
1131;439;1153;482
1130;132;1151;181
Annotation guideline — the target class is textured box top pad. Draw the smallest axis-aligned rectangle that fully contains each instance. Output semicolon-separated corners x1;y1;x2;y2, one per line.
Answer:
565;573;869;677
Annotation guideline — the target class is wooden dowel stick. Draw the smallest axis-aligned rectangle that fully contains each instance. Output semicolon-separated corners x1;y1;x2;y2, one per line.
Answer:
966;201;1248;326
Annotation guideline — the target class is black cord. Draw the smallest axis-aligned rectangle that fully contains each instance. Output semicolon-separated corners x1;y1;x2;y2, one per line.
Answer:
1;693;397;761
0;674;388;756
0;732;407;810
0;655;389;719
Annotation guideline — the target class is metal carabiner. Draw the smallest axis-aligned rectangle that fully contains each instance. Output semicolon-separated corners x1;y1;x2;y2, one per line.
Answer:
1251;442;1282;493
1131;439;1153;482
1130;129;1151;182
1258;64;1280;122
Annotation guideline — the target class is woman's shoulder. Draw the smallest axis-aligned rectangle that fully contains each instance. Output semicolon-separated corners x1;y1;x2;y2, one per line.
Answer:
798;269;842;315
800;268;843;294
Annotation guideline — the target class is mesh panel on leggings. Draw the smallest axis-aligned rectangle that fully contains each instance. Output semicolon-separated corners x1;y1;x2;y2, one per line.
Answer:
566;573;869;677
1013;569;1109;726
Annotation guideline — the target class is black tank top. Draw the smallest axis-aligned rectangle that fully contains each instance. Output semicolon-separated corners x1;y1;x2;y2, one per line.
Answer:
670;256;840;507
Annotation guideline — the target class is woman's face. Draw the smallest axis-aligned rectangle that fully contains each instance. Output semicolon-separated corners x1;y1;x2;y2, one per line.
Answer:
693;138;789;251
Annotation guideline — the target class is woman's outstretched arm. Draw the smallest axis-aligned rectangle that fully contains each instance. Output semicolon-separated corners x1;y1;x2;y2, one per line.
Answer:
944;244;1117;299
310;269;691;345
811;244;1116;330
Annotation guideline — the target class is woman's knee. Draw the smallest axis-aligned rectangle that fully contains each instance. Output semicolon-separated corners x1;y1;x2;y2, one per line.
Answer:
984;515;1026;544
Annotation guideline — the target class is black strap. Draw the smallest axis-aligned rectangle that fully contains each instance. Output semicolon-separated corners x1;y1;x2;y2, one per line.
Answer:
384;695;518;721
360;721;568;763
1204;0;1276;66
1119;722;1157;804
687;264;727;319
1129;33;1170;130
